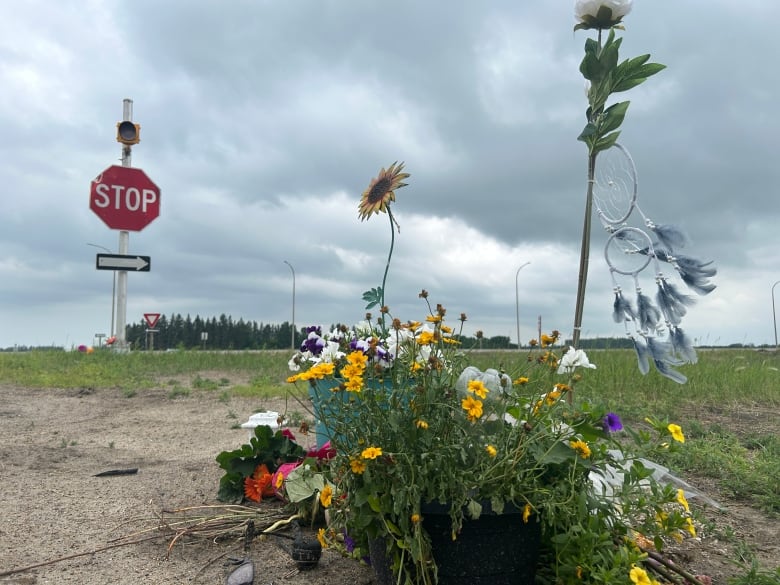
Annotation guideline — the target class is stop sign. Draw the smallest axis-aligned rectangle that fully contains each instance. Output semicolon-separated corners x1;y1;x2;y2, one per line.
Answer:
89;165;161;231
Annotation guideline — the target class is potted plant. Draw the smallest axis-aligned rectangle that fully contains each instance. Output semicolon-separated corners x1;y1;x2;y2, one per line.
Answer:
286;294;698;584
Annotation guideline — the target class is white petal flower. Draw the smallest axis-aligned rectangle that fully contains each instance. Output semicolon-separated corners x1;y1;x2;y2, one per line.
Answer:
557;346;597;374
320;340;345;364
575;0;633;29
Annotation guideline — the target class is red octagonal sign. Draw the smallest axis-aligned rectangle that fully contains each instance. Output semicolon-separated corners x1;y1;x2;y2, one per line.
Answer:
89;165;161;231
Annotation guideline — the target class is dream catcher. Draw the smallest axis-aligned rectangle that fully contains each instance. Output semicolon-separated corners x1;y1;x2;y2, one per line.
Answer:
593;143;716;383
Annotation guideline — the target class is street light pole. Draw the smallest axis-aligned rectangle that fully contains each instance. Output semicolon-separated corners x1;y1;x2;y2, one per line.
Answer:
284;260;296;350
772;280;780;349
87;242;116;338
515;261;531;351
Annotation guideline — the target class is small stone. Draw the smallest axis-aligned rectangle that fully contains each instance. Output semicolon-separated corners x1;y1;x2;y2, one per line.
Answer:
226;560;254;585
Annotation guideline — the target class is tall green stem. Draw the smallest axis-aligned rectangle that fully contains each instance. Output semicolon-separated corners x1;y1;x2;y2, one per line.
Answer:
572;153;597;349
379;207;396;332
572;28;603;349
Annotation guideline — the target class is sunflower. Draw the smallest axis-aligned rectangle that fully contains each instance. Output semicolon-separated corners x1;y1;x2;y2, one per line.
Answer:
358;161;409;221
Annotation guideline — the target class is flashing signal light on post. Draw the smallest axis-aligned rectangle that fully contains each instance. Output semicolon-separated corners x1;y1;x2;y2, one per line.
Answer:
116;121;141;145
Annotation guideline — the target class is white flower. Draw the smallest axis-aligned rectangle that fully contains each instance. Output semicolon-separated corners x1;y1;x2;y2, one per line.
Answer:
557;346;597;374
575;0;632;29
319;340;345;364
288;355;302;372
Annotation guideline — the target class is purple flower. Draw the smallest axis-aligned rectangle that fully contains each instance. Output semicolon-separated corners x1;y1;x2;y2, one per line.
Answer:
342;530;356;553
300;329;326;355
603;412;623;432
350;338;371;352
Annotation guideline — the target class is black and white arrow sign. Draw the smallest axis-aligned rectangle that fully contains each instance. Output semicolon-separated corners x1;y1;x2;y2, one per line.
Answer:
95;253;151;272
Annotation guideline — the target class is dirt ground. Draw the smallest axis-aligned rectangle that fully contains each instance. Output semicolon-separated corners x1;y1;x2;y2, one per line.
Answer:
0;377;777;585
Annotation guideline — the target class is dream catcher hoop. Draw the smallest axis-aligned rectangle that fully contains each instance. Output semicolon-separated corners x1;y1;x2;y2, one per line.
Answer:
593;142;638;227
592;143;716;384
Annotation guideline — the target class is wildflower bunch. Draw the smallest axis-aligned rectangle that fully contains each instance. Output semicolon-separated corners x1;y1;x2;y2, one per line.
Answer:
286;296;696;584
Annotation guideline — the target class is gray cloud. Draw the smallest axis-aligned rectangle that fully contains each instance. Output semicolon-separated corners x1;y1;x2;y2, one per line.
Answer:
1;1;778;349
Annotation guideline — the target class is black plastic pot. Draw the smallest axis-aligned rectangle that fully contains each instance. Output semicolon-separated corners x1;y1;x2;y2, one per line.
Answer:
422;501;542;585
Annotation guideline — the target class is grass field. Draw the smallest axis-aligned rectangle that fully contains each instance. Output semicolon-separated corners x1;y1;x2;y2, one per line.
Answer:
1;347;778;582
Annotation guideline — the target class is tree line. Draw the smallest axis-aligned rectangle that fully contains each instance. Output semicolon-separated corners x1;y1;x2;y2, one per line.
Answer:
126;314;298;350
123;313;638;351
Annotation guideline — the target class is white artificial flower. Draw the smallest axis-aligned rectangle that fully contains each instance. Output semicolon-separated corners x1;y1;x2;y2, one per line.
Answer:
288;355;302;372
557;346;597;374
575;0;633;28
319;340;345;364
385;328;414;359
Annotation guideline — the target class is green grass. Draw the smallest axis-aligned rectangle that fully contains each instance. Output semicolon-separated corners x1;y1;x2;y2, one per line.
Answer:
1;346;778;577
1;348;778;514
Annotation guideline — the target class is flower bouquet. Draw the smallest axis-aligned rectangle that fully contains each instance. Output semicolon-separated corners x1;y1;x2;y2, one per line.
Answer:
224;2;716;583
286;292;696;584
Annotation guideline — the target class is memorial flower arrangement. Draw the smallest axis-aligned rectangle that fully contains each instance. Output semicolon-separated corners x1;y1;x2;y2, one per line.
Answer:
217;2;715;583
285;293;698;584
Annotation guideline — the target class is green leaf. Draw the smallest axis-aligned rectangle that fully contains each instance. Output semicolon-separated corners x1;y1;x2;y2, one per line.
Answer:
598;101;630;135
362;287;382;310
285;467;327;503
578;123;598;141
593;130;621;154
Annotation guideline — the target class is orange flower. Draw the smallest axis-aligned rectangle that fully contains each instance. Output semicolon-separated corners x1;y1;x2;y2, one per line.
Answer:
243;463;275;502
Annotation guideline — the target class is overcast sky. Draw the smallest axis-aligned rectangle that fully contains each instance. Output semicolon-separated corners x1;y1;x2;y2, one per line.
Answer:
2;1;779;350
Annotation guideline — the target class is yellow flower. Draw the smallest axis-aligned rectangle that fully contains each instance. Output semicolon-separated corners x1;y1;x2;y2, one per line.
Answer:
522;503;532;523
308;362;336;379
317;527;328;549
286;374;300;383
358;161;409;220
467;380;489;399
629;565;652;585
461;395;483;421
540;333;557;348
319;484;333;508
514;376;529;386
350;457;366;474
676;489;690;512
545;389;562;405
684;517;696;538
569;439;591;459
668;423;685;443
411;513;421;524
344;376;364;392
361;446;383;460
275;471;285;489
346;351;368;367
486;444;497;458
411;361;424;372
340;363;364;379
416;419;429;429
416;331;435;345
425;314;442;323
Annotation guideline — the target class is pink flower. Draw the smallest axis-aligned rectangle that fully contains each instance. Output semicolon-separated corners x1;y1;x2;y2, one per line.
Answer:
271;462;301;501
307;441;336;461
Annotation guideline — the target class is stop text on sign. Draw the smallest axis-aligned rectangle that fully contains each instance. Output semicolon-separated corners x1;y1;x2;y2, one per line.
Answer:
92;183;157;213
89;165;161;231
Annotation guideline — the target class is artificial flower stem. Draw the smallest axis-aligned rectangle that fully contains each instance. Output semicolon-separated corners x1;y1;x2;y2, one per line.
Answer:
572;148;598;355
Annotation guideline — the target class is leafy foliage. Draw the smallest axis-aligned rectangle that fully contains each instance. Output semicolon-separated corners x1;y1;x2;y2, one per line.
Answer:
215;425;305;503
